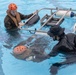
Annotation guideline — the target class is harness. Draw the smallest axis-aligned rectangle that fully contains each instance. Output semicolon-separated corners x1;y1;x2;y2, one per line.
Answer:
7;10;21;27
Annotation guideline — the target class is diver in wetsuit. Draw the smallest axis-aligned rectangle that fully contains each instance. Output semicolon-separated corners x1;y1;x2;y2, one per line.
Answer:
12;35;51;62
47;25;76;75
4;3;33;30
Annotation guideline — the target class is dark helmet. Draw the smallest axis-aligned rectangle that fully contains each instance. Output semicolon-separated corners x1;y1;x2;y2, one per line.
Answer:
48;26;65;37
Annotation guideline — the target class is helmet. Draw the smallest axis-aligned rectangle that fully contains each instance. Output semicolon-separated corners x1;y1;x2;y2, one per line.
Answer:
13;45;27;55
8;3;17;10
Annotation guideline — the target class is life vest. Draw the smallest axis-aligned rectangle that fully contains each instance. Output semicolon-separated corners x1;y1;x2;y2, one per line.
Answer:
7;10;21;27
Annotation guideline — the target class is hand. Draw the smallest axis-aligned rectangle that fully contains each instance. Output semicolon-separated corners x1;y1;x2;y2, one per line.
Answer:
19;22;25;26
18;22;25;29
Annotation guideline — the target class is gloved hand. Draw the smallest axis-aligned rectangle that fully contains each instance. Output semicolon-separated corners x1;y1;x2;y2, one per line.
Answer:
18;22;25;29
19;22;25;26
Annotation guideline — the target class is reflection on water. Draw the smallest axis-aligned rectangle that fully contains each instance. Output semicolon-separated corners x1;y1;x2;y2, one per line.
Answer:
50;53;76;75
3;30;22;49
13;35;52;62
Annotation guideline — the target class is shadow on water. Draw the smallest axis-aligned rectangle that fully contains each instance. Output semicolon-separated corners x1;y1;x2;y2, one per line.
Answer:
13;35;52;62
50;53;76;75
0;46;5;75
3;29;23;49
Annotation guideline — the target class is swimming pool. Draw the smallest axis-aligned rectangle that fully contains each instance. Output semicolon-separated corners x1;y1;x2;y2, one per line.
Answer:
0;0;76;75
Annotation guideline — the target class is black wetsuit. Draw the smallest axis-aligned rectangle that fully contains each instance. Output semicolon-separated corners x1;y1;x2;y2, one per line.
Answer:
4;12;33;30
49;33;76;75
49;33;76;56
14;35;51;62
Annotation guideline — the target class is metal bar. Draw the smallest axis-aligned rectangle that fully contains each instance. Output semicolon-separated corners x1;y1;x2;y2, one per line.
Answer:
21;28;47;33
37;7;76;11
24;8;56;22
21;27;49;35
35;31;49;36
20;7;76;33
38;10;59;30
56;10;70;25
51;10;52;15
24;8;56;25
20;7;76;27
57;8;76;11
24;11;39;25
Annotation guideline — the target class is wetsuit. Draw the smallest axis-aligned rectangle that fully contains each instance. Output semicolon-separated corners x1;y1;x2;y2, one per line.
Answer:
4;12;33;30
49;33;76;75
13;35;51;62
49;33;76;57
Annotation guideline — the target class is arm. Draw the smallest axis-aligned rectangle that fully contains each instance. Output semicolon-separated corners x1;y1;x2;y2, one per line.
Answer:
5;22;12;29
4;16;12;29
19;13;33;20
48;45;59;57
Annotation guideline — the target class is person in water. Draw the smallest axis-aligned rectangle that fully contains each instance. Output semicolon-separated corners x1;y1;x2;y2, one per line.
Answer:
12;35;51;62
4;3;33;30
47;25;76;75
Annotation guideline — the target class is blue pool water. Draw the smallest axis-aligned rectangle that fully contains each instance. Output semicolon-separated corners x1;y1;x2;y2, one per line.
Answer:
0;0;76;75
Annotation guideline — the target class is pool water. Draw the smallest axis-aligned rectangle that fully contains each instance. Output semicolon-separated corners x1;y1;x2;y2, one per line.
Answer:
0;0;76;75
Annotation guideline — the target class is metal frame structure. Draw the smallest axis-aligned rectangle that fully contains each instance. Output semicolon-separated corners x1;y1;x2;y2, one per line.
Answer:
20;7;76;35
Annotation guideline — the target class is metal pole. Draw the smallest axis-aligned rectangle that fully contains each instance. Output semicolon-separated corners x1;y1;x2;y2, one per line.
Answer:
20;7;76;27
39;7;76;11
20;7;76;35
24;8;54;25
38;10;59;30
56;10;70;25
20;28;47;33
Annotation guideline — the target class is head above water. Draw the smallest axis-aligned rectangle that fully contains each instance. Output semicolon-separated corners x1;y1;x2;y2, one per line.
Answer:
8;3;17;11
13;45;27;55
13;45;32;59
8;3;17;16
48;26;65;41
